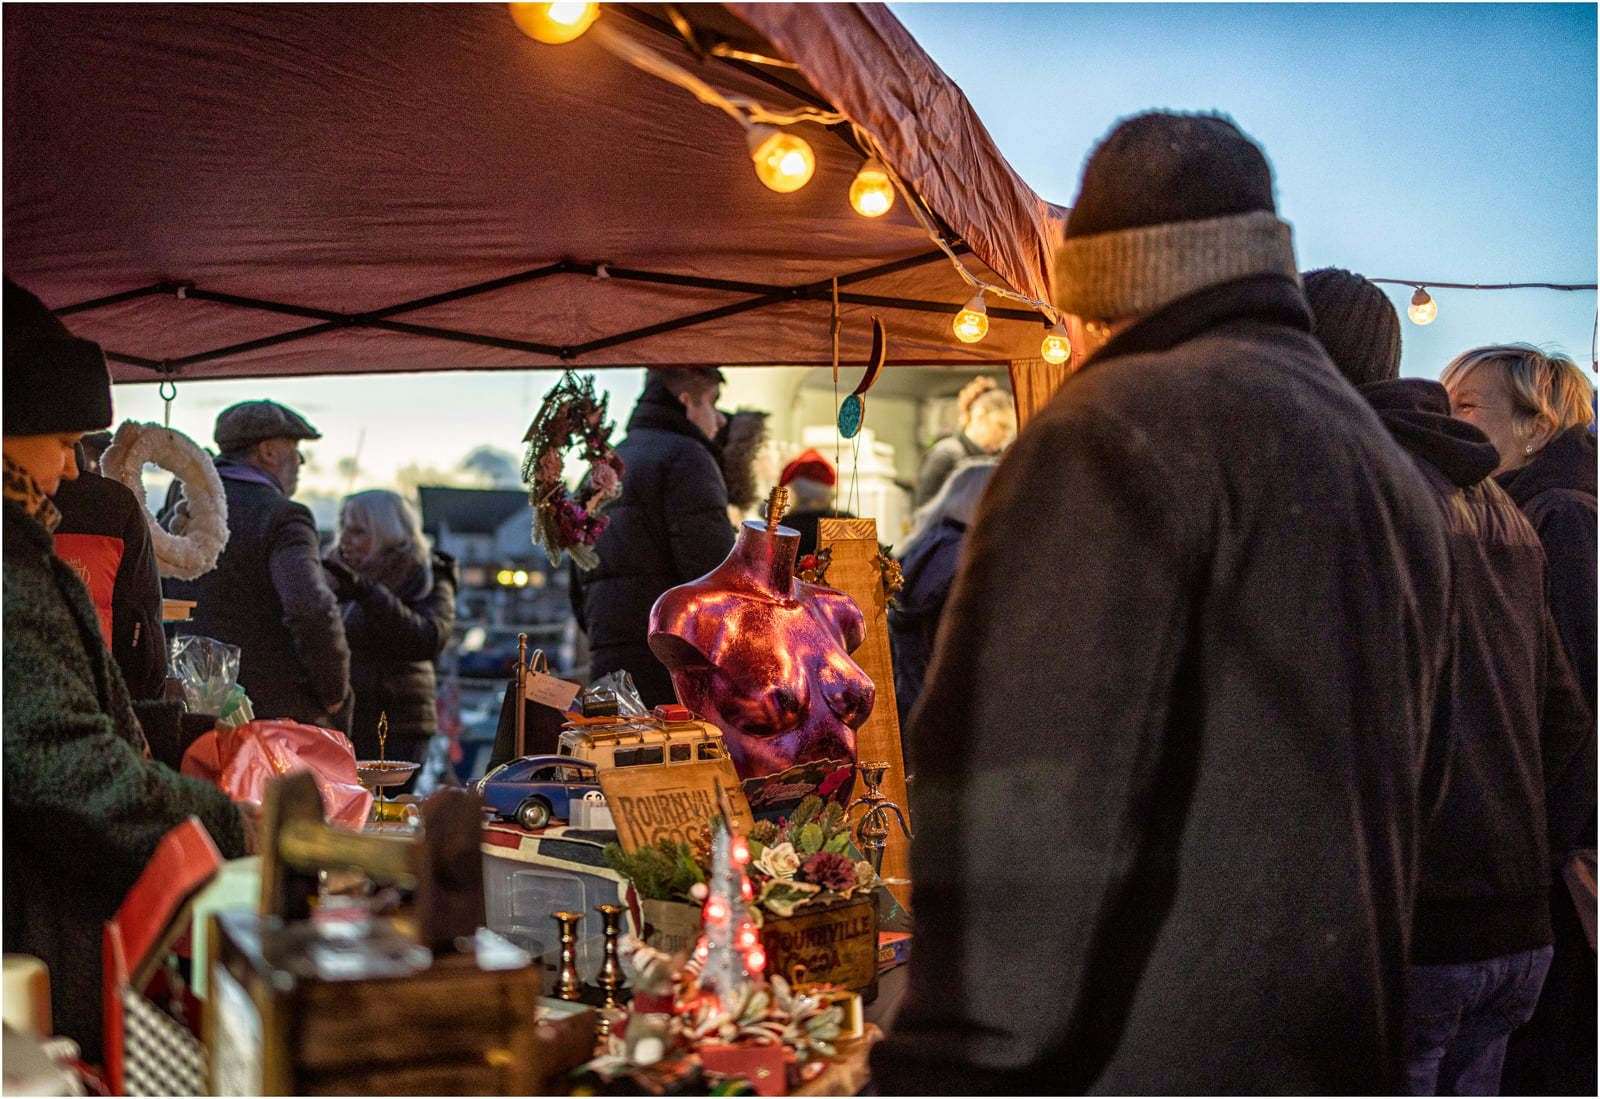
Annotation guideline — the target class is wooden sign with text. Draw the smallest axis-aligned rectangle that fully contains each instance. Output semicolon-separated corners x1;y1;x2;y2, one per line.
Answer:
818;517;913;910
598;760;756;853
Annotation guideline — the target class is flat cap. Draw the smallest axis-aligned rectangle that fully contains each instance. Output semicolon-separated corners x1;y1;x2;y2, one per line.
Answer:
214;399;321;451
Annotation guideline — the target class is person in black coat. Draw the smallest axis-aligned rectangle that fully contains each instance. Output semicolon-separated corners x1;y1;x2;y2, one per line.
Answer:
1304;270;1595;1095
52;448;167;700
1442;345;1599;1096
873;113;1454;1095
573;368;735;707
887;458;995;730
323;489;456;769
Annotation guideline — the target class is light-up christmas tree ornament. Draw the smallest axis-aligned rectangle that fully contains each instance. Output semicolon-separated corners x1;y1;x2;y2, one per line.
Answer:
695;820;764;1007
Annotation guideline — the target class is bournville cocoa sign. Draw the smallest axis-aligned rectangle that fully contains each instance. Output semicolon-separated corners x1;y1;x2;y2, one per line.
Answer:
760;895;877;996
598;759;755;852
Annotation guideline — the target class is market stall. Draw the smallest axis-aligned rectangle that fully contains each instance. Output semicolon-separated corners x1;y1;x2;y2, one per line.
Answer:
3;4;1068;1093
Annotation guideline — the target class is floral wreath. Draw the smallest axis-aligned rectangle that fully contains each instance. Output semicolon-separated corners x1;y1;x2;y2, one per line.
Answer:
99;421;230;580
521;371;624;570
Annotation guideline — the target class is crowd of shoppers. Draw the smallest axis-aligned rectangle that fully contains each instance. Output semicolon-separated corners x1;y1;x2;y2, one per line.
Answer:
873;111;1596;1097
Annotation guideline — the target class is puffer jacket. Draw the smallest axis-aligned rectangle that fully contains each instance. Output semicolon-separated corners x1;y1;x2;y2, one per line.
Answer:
573;380;734;706
340;550;457;761
1362;379;1594;964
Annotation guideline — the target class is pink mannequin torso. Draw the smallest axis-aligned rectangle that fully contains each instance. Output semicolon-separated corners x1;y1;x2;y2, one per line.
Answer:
648;519;874;785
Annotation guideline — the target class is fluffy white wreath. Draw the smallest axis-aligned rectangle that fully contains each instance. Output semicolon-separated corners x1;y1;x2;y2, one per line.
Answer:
100;421;230;580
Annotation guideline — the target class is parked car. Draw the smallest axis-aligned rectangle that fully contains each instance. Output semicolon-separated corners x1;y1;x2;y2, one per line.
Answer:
475;754;601;829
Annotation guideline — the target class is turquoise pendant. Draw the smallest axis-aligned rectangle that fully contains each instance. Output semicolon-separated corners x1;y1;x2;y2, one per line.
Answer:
838;394;863;439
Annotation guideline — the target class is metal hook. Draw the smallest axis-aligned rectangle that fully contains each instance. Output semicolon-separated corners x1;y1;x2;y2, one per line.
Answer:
159;376;177;428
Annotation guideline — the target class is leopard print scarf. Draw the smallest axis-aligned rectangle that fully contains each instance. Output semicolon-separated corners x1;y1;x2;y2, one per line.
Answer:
3;454;61;533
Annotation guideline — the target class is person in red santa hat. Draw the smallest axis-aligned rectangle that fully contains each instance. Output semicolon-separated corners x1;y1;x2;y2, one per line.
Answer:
777;448;853;558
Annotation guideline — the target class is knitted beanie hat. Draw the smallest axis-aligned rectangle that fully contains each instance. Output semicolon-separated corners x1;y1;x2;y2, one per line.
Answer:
2;278;113;437
1054;112;1299;320
1301;268;1402;386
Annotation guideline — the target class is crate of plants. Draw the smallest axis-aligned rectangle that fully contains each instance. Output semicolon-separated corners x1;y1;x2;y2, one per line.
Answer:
603;795;882;997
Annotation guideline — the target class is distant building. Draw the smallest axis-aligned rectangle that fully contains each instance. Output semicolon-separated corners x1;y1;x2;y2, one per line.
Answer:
417;485;570;632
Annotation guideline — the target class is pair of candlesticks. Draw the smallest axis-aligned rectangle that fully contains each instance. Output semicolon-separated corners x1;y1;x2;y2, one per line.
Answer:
550;903;627;1036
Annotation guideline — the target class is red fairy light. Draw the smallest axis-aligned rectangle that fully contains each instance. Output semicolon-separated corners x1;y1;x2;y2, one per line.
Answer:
705;897;731;923
738;926;757;949
732;838;750;865
747;947;767;972
740;880;753;900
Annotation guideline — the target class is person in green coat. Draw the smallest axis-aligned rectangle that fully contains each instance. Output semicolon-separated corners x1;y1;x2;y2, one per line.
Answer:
2;278;250;1063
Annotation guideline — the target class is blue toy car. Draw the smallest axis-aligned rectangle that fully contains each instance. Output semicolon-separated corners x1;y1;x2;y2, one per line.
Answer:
474;754;601;830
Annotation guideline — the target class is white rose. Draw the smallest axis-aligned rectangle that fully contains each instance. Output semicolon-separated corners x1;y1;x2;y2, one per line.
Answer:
755;842;801;881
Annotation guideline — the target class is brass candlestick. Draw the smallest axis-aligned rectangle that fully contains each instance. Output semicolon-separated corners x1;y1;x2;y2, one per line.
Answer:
595;903;626;1039
846;761;912;876
552;910;584;1001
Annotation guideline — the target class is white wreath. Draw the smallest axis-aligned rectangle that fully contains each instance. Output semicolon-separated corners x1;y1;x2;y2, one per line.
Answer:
100;421;230;580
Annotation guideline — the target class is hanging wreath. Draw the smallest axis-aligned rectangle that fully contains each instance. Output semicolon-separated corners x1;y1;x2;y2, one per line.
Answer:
100;421;230;580
521;371;624;570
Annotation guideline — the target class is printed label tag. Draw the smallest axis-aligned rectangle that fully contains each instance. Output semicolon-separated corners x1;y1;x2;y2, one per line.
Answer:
524;671;580;711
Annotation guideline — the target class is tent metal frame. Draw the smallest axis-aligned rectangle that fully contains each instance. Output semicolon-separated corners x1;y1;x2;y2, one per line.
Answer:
60;248;1051;377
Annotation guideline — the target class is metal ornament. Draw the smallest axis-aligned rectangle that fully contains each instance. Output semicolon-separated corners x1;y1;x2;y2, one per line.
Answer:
846;760;912;877
552;910;584;1001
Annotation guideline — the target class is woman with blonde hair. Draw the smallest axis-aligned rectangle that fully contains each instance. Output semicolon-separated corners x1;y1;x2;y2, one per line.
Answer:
913;376;1018;508
323;489;457;770
1443;344;1597;1097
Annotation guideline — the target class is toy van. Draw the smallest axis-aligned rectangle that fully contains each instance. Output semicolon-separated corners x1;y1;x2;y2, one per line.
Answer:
556;703;727;770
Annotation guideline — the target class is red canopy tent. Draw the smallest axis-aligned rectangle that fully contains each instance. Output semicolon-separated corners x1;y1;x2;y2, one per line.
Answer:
4;3;1069;411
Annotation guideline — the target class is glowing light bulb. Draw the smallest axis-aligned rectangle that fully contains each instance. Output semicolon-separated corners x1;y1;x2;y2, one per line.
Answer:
732;838;750;865
952;292;989;344
508;2;600;44
747;125;815;194
512;569;530;587
1041;321;1072;365
1408;287;1437;325
746;947;766;972
496;569;514;586
740;879;753;900
849;158;895;218
705;897;730;923
738;927;758;949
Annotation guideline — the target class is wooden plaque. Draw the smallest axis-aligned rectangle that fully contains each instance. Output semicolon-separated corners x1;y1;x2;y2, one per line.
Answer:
598;760;756;853
818;517;912;910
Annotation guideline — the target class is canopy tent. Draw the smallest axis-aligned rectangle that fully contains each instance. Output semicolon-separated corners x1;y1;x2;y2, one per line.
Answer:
4;1;1070;411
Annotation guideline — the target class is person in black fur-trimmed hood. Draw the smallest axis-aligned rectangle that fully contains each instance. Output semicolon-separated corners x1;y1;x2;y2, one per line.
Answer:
571;367;735;707
872;113;1455;1095
2;278;250;1062
1303;269;1594;1096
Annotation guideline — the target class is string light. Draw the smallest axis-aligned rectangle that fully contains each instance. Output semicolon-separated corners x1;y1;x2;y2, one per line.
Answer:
508;2;600;44
952;292;989;344
747;125;815;193
849;158;895;218
1040;321;1072;364
1407;287;1438;326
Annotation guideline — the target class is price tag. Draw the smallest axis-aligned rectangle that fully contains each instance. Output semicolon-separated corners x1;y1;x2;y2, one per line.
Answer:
524;671;580;711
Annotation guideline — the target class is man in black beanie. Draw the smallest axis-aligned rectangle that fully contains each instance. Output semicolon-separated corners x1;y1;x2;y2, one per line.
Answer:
1302;269;1594;1095
2;278;249;1062
874;113;1454;1093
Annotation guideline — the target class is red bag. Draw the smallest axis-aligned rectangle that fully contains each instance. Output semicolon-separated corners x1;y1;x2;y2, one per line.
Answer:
181;720;372;829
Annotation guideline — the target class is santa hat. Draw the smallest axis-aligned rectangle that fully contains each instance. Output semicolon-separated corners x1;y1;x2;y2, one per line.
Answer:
779;448;836;488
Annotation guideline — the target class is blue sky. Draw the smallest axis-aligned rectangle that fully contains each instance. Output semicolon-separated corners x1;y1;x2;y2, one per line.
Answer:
115;2;1597;492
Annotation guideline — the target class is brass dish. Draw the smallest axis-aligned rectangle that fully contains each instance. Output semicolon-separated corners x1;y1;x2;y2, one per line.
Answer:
356;760;421;789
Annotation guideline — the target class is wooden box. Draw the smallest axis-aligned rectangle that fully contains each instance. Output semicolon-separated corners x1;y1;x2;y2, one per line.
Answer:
205;911;555;1094
760;896;878;999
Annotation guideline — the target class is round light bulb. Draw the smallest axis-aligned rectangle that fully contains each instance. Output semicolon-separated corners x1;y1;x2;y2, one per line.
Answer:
952;293;989;344
747;126;815;194
509;2;600;44
849;159;896;218
496;569;514;586
1408;287;1437;326
1041;322;1072;364
512;569;529;587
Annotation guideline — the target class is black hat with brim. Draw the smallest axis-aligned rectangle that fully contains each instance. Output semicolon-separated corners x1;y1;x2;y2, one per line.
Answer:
3;278;113;437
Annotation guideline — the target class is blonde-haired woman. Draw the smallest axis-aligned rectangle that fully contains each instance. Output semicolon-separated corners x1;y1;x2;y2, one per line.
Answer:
913;377;1018;508
1443;345;1597;1097
323;489;457;774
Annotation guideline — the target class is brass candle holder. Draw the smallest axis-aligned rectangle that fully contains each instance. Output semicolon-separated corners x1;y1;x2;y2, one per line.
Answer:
594;903;626;1038
552;910;584;1001
846;760;912;877
355;711;420;826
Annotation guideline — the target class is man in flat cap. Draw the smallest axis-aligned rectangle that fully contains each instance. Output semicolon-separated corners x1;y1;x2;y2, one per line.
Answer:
167;399;351;729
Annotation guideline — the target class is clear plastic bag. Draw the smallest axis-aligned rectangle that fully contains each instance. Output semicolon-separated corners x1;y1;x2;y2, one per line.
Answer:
579;670;647;716
168;635;255;728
